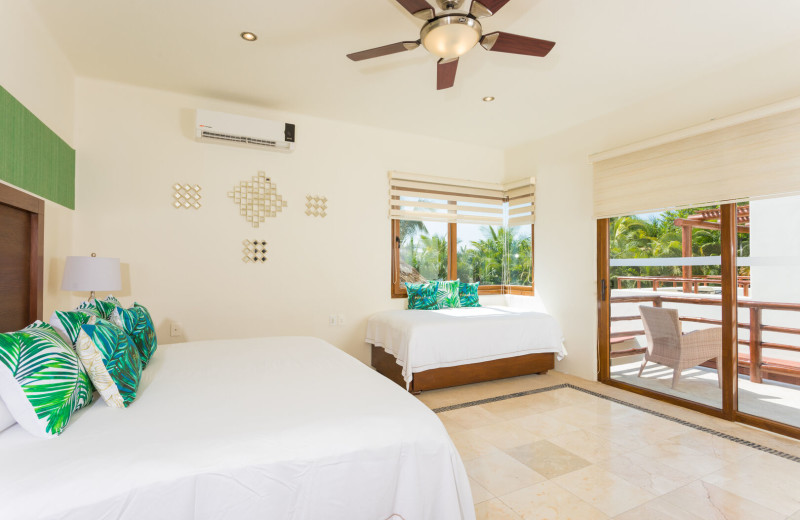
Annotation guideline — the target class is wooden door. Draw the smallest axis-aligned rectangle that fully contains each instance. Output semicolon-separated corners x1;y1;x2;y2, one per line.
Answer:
0;183;44;332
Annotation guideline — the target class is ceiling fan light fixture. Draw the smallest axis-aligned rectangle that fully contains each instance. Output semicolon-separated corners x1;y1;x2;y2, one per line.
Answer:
346;0;556;90
240;32;257;41
420;15;481;60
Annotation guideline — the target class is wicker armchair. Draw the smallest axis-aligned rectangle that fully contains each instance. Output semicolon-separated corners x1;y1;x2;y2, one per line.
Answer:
638;305;722;389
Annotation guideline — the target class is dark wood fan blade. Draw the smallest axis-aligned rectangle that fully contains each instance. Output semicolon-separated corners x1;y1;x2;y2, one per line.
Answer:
469;0;512;17
395;0;435;20
480;32;555;57
437;58;458;90
347;41;420;62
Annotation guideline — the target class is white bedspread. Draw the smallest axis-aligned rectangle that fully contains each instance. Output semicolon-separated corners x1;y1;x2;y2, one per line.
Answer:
366;306;567;383
0;337;474;520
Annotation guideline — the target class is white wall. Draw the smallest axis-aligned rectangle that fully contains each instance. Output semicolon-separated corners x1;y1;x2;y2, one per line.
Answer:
73;78;505;363
0;0;76;318
750;196;800;303
505;38;800;380
749;196;800;360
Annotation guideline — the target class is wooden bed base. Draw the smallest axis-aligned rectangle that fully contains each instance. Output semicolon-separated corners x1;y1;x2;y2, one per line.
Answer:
371;345;555;393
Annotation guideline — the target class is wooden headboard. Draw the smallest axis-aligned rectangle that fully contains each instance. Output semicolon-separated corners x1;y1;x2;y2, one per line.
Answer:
0;183;44;332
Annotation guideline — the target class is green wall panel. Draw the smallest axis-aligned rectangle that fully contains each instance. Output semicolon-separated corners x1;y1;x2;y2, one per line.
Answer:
0;86;75;209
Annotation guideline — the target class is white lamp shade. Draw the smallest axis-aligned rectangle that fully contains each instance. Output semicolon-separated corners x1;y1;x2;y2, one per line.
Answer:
61;256;122;292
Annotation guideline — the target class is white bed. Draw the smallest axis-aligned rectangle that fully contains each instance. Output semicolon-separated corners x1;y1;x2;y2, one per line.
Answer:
0;337;474;520
366;305;567;384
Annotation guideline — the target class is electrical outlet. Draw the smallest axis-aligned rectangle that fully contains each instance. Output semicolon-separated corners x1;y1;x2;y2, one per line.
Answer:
329;314;336;326
170;322;183;337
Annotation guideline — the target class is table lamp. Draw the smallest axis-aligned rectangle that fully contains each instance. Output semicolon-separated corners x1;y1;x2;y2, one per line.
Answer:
61;253;122;301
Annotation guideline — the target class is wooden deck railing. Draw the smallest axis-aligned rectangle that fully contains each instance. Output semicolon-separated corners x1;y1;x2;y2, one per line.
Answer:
610;294;800;385
616;275;751;296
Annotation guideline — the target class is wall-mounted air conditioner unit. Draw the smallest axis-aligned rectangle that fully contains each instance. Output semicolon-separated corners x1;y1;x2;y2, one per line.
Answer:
195;109;295;152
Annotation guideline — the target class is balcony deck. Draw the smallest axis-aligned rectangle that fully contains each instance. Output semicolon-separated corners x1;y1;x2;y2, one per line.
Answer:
610;361;800;429
609;287;800;430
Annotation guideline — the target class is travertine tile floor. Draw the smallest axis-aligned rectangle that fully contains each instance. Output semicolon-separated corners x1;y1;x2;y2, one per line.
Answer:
417;372;800;520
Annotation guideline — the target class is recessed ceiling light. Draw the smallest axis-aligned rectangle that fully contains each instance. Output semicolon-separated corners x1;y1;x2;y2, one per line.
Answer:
482;96;495;102
241;32;257;42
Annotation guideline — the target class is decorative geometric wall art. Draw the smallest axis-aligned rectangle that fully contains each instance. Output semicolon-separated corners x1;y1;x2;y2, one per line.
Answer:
173;183;202;209
305;194;328;218
228;171;287;228
242;239;268;263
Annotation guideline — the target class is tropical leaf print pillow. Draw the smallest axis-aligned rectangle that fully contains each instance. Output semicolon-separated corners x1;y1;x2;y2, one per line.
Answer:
459;281;481;308
435;280;461;309
115;306;157;369
0;321;94;438
76;317;142;408
132;303;157;367
77;299;116;321
405;282;439;310
104;295;122;307
49;309;94;346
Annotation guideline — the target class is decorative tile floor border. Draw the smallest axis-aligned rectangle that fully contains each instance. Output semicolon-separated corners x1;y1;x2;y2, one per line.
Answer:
433;383;800;464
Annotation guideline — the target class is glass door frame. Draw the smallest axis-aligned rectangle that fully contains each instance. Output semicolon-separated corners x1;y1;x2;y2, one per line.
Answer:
597;204;800;440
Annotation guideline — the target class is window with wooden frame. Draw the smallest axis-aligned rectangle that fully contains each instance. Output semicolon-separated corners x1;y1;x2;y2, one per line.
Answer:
388;172;535;298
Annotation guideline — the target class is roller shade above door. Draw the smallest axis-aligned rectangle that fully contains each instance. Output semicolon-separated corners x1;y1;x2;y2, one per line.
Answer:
591;99;800;219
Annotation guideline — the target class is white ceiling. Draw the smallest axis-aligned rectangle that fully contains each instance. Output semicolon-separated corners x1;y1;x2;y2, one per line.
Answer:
29;0;800;148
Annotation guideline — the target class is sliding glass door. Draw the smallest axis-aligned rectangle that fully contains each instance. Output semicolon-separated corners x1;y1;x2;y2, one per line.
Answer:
599;202;800;438
606;206;724;409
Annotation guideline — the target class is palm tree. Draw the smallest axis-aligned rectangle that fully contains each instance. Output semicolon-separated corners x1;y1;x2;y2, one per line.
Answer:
399;220;428;245
608;205;748;287
457;244;479;282
462;226;532;286
405;236;420;272
507;233;532;285
419;233;448;279
470;226;505;284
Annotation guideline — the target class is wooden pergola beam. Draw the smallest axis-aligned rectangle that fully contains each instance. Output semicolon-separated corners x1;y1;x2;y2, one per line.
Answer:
686;205;750;221
673;218;750;234
681;224;693;292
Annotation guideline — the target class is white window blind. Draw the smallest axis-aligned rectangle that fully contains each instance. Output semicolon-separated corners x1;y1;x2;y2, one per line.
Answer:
389;171;535;226
505;177;536;227
591;99;800;219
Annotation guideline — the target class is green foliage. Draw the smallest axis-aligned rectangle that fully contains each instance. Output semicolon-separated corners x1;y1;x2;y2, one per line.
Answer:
419;234;448;280
609;207;750;289
400;221;532;286
458;226;532;286
400;220;427;242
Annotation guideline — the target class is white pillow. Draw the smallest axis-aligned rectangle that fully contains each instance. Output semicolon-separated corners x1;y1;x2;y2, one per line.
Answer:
0;397;15;433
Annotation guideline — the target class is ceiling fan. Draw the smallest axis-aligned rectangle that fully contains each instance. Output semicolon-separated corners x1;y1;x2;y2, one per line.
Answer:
347;0;556;90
